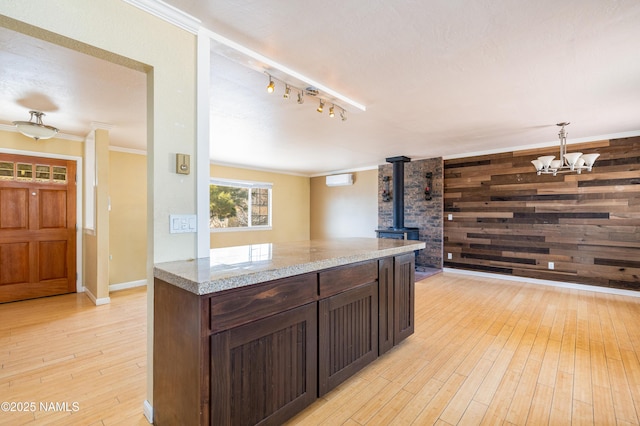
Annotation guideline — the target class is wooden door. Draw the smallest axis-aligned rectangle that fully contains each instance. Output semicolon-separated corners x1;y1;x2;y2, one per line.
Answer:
0;153;76;303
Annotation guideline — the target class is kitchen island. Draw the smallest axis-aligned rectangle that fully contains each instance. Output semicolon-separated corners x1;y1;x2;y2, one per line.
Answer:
153;238;425;426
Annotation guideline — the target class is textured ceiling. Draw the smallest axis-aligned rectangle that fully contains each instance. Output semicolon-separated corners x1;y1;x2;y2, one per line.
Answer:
1;0;640;175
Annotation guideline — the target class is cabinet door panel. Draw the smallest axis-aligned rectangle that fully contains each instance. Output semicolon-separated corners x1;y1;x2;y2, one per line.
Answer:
319;281;378;396
211;303;317;426
394;253;415;344
378;257;394;355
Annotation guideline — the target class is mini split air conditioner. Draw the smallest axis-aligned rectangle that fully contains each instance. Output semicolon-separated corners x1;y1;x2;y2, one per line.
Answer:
325;173;353;187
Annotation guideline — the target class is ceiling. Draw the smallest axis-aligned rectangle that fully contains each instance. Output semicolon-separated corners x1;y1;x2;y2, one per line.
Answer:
1;0;640;176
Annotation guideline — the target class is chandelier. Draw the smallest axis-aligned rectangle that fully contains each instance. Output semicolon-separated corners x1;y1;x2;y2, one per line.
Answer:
531;122;599;176
12;110;59;141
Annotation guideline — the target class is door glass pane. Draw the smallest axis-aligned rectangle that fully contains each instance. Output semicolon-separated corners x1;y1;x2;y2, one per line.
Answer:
35;165;51;181
52;166;67;183
0;162;13;180
16;163;33;181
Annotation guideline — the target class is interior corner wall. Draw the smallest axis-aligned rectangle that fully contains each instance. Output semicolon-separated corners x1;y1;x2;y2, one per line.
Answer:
109;150;147;286
378;158;444;270
310;169;378;239
443;136;640;290
210;164;310;248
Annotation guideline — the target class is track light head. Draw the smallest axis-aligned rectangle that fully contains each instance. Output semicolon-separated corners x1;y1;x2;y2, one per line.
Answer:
340;109;347;121
329;105;335;118
297;91;304;104
317;100;325;113
283;85;291;99
267;76;275;93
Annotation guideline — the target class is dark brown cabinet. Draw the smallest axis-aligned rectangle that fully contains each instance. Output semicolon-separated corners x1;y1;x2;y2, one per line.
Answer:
153;254;416;425
394;253;415;344
378;257;394;355
210;302;317;426
318;281;378;396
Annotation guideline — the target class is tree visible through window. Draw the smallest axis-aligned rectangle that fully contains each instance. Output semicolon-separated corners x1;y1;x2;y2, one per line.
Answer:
209;179;272;230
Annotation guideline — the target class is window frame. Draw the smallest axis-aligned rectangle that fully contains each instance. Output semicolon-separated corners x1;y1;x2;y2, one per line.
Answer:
209;178;273;232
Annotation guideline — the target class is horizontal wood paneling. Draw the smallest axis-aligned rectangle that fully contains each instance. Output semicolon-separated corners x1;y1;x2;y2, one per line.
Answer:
444;136;640;290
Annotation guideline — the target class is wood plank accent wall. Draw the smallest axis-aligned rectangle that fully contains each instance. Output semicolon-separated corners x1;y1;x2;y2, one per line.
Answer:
443;136;640;290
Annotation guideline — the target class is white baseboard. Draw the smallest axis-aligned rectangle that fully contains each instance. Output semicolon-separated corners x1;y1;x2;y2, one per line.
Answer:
443;268;640;298
143;400;153;424
109;279;147;292
82;287;111;305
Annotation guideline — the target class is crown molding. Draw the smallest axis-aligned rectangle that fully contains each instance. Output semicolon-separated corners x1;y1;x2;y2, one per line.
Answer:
122;0;201;34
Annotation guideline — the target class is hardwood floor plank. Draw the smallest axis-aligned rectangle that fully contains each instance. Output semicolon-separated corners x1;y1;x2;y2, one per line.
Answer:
574;348;593;405
478;368;520;425
525;383;553;425
593;384;617;425
439;358;493;424
607;357;639;424
549;370;574;425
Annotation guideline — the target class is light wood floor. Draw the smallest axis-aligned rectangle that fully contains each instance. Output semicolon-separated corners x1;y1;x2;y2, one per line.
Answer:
0;287;149;426
2;273;640;425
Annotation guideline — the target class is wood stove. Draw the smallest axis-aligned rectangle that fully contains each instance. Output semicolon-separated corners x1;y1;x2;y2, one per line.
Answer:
375;156;420;241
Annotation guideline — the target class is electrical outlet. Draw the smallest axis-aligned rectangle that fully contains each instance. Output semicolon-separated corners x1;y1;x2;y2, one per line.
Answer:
447;253;452;260
448;214;453;221
548;262;554;270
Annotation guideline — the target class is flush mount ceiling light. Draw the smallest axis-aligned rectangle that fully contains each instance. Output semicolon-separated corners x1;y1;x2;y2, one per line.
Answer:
531;122;600;176
12;111;59;141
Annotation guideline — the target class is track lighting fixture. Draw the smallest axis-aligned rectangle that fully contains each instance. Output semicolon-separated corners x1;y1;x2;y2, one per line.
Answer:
263;71;348;121
266;75;275;93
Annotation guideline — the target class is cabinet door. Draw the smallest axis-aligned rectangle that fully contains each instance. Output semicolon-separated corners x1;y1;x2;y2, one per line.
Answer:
394;253;415;344
318;281;378;396
210;303;317;426
378;257;394;355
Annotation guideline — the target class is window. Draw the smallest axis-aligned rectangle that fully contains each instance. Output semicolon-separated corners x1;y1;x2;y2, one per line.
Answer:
210;178;272;231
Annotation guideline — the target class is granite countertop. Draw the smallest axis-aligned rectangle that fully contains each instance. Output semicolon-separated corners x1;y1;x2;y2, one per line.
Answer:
153;237;426;295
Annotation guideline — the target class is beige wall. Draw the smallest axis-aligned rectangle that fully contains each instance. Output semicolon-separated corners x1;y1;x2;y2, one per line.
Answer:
210;164;310;247
310;169;378;239
0;130;83;157
109;150;147;285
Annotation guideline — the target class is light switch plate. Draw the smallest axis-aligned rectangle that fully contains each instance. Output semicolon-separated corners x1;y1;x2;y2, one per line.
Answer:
169;214;197;233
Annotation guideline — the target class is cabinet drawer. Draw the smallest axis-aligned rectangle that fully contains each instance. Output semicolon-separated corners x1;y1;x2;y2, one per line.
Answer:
210;273;318;333
319;260;377;298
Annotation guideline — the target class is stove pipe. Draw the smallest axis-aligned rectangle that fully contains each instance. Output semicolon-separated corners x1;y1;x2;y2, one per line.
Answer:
386;155;411;229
